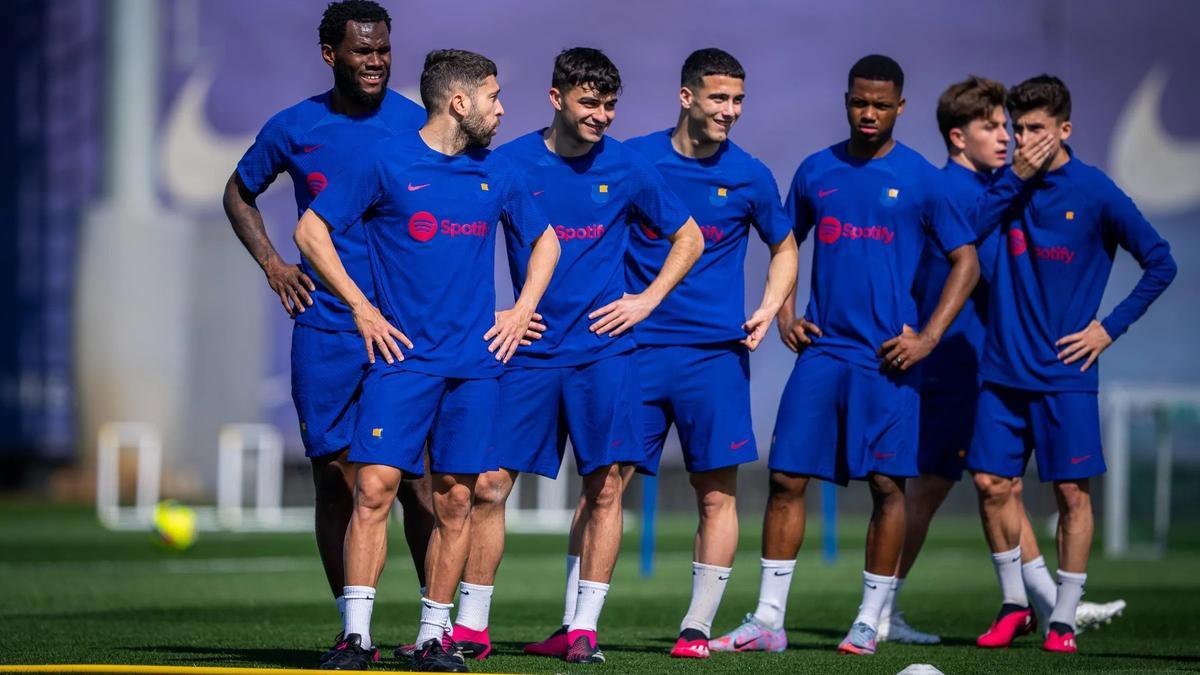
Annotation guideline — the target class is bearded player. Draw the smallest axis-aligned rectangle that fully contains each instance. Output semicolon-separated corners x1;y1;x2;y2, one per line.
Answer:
222;2;434;663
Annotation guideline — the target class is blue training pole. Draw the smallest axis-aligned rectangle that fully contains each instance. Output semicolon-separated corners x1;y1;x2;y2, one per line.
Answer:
640;474;657;577
822;480;838;564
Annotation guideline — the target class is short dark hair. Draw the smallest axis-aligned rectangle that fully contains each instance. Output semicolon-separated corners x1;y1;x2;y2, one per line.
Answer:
1007;74;1071;122
420;49;498;111
681;48;745;89
318;0;391;47
848;54;904;93
552;48;622;97
937;76;1007;149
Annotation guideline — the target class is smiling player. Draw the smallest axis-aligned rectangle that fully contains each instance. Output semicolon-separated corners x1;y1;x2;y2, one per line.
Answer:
624;48;797;659
451;48;703;665
297;49;561;672
221;2;434;664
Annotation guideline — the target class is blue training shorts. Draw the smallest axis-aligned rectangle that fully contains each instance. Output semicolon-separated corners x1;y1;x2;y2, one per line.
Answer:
769;349;919;485
967;382;1105;481
635;343;758;475
495;351;644;478
291;324;369;458
917;384;979;481
349;366;499;476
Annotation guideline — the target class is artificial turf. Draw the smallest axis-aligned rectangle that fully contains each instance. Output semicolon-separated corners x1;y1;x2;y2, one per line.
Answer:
1;502;1198;673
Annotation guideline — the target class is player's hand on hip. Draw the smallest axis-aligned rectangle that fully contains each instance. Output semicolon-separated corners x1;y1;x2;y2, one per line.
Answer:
742;307;776;351
521;312;547;345
879;324;936;371
486;307;539;363
352;304;412;365
1011;134;1056;180
588;292;655;337
1056;319;1112;372
778;315;822;353
265;258;315;317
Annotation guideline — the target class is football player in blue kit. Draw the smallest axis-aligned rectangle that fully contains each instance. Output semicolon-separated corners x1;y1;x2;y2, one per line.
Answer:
295;49;561;672
714;55;980;656
966;75;1175;654
221;1;434;664
879;76;1127;647
453;48;703;665
623;49;797;659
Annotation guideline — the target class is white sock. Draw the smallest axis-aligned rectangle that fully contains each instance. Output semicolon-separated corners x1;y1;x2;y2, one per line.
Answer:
1049;570;1086;631
567;579;609;633
884;577;905;620
991;546;1028;607
853;571;895;631
752;558;796;630
679;561;732;637
417;597;453;645
561;554;581;626
336;595;347;623
342;585;376;649
1022;555;1057;623
454;582;494;631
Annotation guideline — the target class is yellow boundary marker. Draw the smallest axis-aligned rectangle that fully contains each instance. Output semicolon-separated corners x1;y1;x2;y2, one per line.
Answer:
0;666;520;675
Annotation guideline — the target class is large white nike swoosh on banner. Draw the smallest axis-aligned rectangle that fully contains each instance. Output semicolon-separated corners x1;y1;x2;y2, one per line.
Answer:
1110;64;1200;215
160;66;254;212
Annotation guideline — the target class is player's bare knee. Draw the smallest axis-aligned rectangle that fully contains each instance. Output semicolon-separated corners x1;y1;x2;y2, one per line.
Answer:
473;471;514;510
355;485;395;517
434;482;474;523
697;489;735;523
973;472;1013;501
582;465;623;511
1054;481;1091;515
768;471;808;504
868;473;904;500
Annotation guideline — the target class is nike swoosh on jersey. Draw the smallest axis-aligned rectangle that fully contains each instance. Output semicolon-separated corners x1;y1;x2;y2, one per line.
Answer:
408;183;431;191
818;188;839;198
303;144;323;153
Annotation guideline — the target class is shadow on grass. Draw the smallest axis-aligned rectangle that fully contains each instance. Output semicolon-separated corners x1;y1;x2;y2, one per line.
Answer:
119;645;316;669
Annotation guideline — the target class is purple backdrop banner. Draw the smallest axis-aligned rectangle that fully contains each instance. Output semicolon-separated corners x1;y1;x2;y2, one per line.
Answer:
154;0;1198;454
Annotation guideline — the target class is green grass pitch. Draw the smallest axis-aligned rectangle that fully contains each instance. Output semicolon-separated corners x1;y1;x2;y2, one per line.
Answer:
1;502;1198;673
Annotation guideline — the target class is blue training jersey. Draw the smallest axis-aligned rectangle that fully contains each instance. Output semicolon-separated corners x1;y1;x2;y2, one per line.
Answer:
979;150;1176;392
235;89;426;331
493;130;692;367
787;141;975;370
625;129;792;346
914;161;1002;392
309;132;550;379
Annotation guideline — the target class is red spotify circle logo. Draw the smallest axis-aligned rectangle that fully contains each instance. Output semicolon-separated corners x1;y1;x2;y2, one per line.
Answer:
306;172;328;196
408;211;438;242
817;216;842;244
1008;228;1027;256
